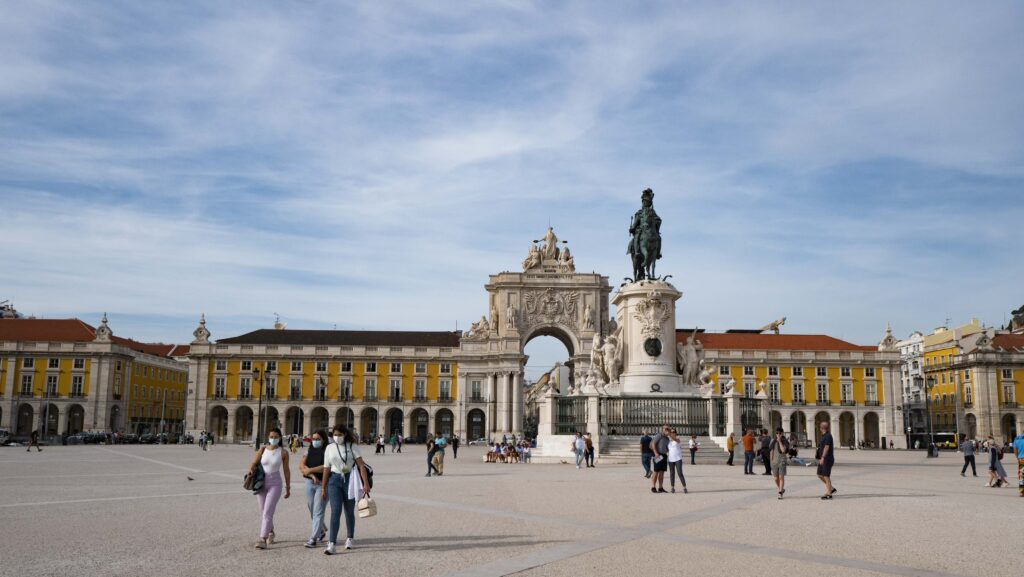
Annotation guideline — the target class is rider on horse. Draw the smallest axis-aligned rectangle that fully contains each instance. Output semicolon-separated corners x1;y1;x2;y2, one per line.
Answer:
627;188;663;281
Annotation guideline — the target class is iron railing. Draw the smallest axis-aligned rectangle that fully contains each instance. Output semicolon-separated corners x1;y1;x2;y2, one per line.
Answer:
555;397;589;435
740;398;764;430
600;397;710;437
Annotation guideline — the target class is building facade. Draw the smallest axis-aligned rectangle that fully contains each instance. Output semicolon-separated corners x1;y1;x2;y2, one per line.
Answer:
0;316;188;438
681;327;904;448
185;320;467;443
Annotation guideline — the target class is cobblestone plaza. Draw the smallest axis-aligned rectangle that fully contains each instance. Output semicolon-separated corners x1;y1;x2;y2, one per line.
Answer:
1;444;1019;577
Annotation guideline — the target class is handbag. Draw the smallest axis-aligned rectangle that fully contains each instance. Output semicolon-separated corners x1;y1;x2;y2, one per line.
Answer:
243;462;265;493
357;496;377;519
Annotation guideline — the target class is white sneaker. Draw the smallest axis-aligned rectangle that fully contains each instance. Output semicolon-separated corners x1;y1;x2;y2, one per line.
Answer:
345;538;353;550
324;542;336;555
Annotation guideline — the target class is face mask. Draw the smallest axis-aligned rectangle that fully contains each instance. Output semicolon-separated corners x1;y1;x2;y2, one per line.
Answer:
312;440;322;448
268;438;280;446
333;436;342;445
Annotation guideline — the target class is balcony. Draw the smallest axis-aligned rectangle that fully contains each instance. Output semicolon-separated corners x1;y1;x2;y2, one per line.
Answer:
313;393;328;402
70;392;86;398
413;395;427;402
864;400;881;406
438;395;452;403
840;400;856;406
289;393;303;401
790;400;806;406
213;393;227;400
363;395;378;402
1003;401;1018;409
338;394;353;402
962;402;973;409
470;395;484;402
237;394;252;401
388;394;404;403
814;400;831;406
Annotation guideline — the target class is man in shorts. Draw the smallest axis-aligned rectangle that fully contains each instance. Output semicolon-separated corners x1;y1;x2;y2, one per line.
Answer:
649;425;670;493
816;421;836;500
1014;433;1024;497
769;427;790;499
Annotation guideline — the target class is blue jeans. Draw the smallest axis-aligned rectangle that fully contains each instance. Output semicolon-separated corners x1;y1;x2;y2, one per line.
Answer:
575;449;584;467
641;453;653;476
327;472;356;544
744;451;755;474
305;478;326;541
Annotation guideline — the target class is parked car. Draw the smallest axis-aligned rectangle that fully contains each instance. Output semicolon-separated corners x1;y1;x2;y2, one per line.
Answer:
0;428;10;445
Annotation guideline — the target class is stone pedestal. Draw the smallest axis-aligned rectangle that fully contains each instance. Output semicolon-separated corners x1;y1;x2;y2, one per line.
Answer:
612;280;689;395
724;391;742;438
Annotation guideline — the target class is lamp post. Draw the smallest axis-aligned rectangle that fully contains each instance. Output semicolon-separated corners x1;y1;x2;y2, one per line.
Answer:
917;375;937;457
253;366;264;449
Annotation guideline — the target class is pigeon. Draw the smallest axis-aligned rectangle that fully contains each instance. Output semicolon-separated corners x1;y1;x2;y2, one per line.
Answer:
187;476;195;481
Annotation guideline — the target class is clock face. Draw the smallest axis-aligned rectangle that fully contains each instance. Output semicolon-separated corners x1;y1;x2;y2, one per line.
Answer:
644;338;662;358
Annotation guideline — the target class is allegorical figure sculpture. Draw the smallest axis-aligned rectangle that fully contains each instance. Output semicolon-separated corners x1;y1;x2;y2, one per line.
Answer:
627;188;662;281
676;331;704;385
506;302;517;329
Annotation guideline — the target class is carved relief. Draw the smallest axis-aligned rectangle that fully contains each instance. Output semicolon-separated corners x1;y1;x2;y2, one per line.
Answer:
633;291;671;339
522;288;578;330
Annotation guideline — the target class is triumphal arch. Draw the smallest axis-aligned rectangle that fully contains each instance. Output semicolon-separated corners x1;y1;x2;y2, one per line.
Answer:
455;227;611;440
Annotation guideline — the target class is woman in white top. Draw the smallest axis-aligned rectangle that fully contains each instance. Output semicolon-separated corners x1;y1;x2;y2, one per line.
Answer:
247;427;291;549
666;428;688;493
320;425;371;555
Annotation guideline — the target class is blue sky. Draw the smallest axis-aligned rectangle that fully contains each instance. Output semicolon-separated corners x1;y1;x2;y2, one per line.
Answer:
2;2;1023;379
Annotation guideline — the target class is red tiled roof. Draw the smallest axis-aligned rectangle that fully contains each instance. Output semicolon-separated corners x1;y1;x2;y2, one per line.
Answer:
218;329;462;347
676;330;874;351
0;318;188;359
990;334;1024;352
0;318;97;342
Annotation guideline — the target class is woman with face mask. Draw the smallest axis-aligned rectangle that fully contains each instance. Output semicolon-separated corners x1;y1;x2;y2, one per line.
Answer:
300;429;328;548
321;425;371;555
248;427;290;549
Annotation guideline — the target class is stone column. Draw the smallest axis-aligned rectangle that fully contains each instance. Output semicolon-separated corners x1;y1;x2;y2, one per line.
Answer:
511;372;522;434
724;391;742;438
497;372;509;435
303;410;313;438
456;372;468;439
831;413;841;447
707;395;720;438
226;409;236;444
853;412;861;449
586;394;601;457
488;373;497;435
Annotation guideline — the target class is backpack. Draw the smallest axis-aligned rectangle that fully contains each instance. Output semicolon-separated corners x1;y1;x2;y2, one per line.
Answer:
997;447;1004;461
336;442;374;489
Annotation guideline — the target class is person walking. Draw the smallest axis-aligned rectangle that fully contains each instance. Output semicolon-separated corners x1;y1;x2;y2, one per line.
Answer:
769;427;790;499
959;435;977;477
451;435;459;459
667;429;688;493
816;421;836;499
425;435;440;476
760;429;772;475
725;432;735;466
434;433;447;475
27;429;42;452
1013;433;1024;497
986;436;1009;488
290;434;298;455
742;429;756;475
300;430;327;548
688;435;699;465
650;425;670;493
584;433;595;468
389;434;397;453
640;430;654;478
376;435;385;454
248;427;290;549
321;425;371;555
396;434;403;453
573;432;585;469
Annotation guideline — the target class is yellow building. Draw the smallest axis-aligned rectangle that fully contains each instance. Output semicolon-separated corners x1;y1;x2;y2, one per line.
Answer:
186;319;462;443
678;328;903;448
0;315;188;438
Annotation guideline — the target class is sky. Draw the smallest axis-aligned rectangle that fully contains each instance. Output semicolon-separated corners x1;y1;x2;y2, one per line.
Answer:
2;2;1023;380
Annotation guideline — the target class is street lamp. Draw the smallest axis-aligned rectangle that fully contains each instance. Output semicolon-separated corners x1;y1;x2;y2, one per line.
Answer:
916;375;937;457
253;365;272;449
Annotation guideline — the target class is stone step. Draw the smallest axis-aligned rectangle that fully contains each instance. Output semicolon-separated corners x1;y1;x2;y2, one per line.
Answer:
598;436;734;465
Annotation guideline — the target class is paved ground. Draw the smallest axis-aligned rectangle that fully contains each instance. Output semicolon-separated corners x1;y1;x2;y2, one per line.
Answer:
0;444;1020;577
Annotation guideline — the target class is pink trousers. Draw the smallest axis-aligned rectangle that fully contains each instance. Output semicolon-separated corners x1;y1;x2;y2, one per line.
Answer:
256;473;282;539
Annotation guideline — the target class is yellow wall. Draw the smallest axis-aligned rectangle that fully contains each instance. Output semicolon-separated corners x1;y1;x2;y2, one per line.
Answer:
209;359;459;402
996;367;1024;404
9;355;94;399
709;364;884;405
129;359;186;423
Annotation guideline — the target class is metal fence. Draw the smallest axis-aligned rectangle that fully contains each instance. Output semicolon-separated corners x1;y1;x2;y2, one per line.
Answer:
713;398;726;436
555;397;589;435
740;398;764;430
600;397;710;437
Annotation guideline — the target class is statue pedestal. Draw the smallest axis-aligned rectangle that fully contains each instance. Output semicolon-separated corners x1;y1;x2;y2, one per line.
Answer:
612;280;692;395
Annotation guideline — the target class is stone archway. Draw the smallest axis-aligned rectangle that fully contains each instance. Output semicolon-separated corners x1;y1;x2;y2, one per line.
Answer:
386;408;404;437
110;405;122;432
457;228;612;438
790;411;807;441
360;407;378;440
468;408;486;441
209;406;228;440
235;406;254;442
42;403;59;436
258;406;279;436
965;413;977;439
839;412;855;447
409;408;429;442
813;411;830;445
285;406;304;436
863;412;880;448
336;407;355;431
769;410;782;432
310;407;329;434
435;408;454;437
17;403;34;435
67;404;85;435
1001;414;1017;443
